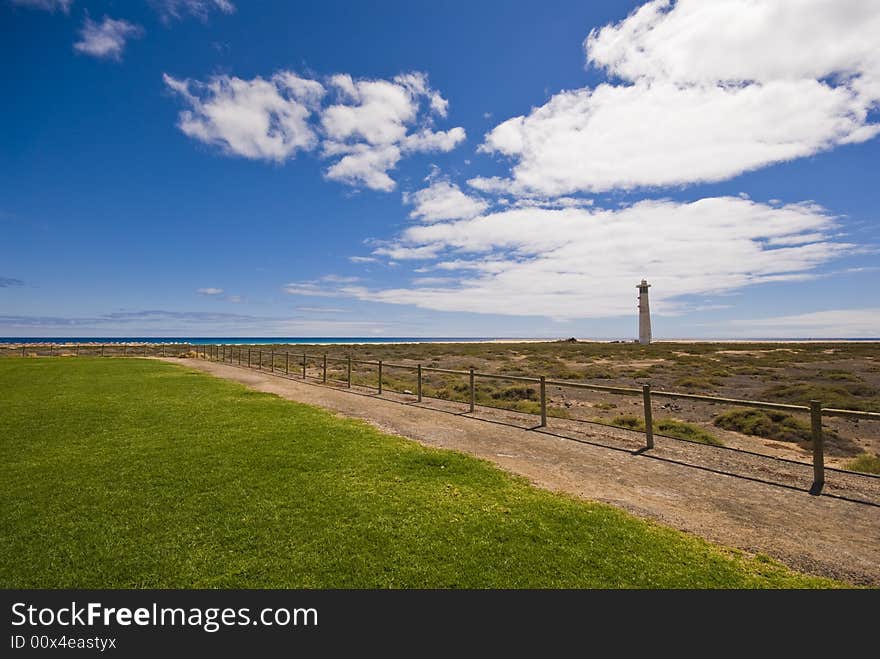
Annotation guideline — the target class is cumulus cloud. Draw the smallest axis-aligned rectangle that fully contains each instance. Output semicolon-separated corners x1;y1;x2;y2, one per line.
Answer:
404;180;488;222
197;287;224;295
10;0;72;12
73;16;144;61
151;1;235;21
165;69;464;190
350;196;854;318
323;143;401;192
163;71;325;162
320;72;465;190
472;0;880;195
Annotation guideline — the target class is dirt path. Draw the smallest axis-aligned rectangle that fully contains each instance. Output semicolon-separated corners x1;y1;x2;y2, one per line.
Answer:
169;358;880;586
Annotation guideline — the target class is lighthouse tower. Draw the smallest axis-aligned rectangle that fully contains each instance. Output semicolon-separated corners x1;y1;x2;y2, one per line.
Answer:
637;279;652;345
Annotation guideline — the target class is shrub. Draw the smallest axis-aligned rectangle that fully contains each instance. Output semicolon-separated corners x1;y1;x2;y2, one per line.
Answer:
609;416;722;446
491;385;538;401
844;453;880;475
610;415;643;430
713;408;820;443
761;383;879;412
674;376;724;391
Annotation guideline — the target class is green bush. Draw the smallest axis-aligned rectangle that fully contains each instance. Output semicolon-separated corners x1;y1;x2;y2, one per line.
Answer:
610;415;643;430
761;383;878;412
674;376;724;391
844;453;880;475
609;416;722;446
491;385;538;401
654;419;723;446
713;408;815;443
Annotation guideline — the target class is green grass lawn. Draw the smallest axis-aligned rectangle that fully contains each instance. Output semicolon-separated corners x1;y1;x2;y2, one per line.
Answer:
0;358;840;588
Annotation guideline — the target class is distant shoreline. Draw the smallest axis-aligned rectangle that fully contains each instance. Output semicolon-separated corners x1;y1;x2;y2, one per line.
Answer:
1;337;879;346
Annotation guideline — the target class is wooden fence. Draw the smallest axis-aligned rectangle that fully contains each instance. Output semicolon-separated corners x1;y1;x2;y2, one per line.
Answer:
4;342;880;493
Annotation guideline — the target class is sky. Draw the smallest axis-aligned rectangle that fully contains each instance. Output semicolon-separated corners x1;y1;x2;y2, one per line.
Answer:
1;0;879;338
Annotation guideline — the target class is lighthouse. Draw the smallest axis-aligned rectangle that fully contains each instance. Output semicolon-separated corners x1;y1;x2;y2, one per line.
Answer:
637;279;651;345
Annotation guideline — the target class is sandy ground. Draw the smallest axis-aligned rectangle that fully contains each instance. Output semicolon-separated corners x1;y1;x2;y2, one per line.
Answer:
167;357;880;586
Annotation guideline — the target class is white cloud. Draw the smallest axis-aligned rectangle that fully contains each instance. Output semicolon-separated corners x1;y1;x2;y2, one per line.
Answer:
320;72;465;190
350;196;855;318
404;180;488;223
722;309;880;337
503;196;593;210
322;75;419;145
10;0;72;12
197;287;224;295
296;306;348;314
472;0;880;195
586;0;880;90
165;69;464;191
411;277;455;286
151;0;235;21
372;244;443;260
163;72;324;162
283;275;362;297
282;282;331;297
402;127;466;152
349;256;378;264
73;16;143;61
321;274;360;283
323;143;401;192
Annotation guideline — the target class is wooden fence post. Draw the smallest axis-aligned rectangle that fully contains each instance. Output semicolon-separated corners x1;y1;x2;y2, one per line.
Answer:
123;345;127;357
75;344;79;357
270;350;274;372
285;352;289;375
258;350;262;369
323;354;327;383
247;349;251;368
540;376;547;427
302;353;307;379
162;345;166;357
101;344;105;357
810;400;825;494
643;384;654;449
417;364;422;402
378;360;383;394
469;368;475;413
347;356;352;388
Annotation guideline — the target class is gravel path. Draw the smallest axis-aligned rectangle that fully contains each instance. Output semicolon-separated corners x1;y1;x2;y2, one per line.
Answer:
170;358;880;586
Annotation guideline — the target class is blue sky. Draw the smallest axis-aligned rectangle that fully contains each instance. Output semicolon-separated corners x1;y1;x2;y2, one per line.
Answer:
2;0;879;338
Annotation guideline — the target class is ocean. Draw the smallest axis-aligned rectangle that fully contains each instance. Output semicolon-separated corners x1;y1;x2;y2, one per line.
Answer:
0;336;877;344
0;337;500;345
